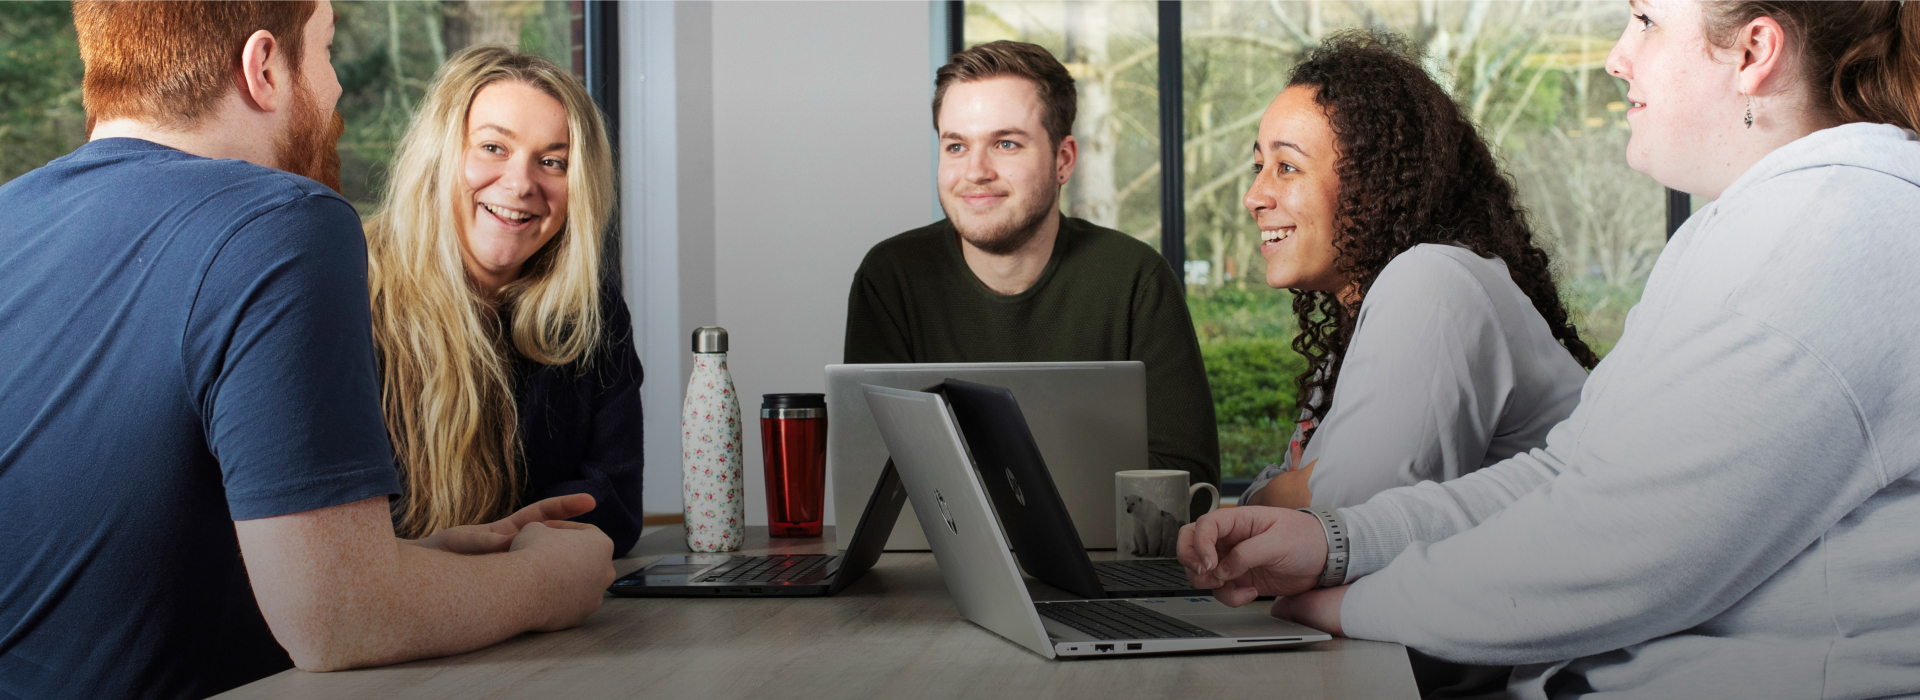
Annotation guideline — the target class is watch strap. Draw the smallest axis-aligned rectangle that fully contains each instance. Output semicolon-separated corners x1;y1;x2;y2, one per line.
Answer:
1297;505;1348;588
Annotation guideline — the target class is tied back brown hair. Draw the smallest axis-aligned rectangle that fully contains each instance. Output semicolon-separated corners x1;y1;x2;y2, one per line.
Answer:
1287;31;1598;445
1704;1;1920;132
74;1;315;132
933;40;1077;147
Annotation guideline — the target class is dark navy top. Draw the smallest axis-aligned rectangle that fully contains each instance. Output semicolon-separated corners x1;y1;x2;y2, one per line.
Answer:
507;290;645;556
0;139;401;699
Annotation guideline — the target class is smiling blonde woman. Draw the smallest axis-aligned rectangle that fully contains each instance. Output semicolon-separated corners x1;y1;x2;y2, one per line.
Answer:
365;46;642;555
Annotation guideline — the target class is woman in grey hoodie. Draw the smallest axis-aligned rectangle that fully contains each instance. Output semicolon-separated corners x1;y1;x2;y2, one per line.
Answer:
1182;2;1920;698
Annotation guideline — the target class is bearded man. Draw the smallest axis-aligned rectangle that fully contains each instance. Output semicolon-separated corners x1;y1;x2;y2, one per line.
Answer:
843;41;1220;508
0;3;613;698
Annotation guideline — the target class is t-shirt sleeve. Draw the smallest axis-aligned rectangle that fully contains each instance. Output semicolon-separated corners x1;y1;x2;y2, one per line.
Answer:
1303;248;1516;508
183;192;400;521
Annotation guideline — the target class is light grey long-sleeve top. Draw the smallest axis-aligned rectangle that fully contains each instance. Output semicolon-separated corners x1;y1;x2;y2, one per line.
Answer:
1335;123;1920;699
1240;244;1590;508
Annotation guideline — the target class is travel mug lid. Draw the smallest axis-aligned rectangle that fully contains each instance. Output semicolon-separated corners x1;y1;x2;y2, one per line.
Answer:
691;326;728;353
762;393;826;419
762;393;825;410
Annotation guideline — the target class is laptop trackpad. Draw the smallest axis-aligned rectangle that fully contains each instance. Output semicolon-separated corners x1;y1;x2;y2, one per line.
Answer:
1134;597;1325;638
641;555;730;585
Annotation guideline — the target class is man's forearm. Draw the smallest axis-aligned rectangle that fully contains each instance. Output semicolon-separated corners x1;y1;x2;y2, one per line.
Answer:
237;498;558;672
308;541;549;670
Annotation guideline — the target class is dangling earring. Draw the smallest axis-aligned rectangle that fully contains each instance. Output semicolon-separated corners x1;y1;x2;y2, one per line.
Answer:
1745;95;1755;129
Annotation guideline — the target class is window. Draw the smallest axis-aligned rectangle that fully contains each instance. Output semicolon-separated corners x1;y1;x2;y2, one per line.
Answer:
0;1;589;216
332;1;587;213
963;1;1163;249
965;0;1667;481
0;3;85;185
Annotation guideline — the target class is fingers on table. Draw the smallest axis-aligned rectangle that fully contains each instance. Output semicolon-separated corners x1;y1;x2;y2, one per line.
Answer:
503;494;599;532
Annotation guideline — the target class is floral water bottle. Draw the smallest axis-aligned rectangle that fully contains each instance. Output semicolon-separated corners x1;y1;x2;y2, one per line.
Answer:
682;326;744;552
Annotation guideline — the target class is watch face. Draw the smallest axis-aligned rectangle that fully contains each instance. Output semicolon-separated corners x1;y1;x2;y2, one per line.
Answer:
935;490;958;535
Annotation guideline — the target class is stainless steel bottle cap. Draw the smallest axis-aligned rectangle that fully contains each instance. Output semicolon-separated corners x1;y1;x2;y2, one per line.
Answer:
691;326;728;354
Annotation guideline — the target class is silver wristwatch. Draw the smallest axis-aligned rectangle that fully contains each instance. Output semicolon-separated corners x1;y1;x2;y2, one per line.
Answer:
1297;506;1348;588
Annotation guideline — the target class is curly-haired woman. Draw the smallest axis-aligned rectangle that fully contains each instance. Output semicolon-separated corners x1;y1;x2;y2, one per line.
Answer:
1238;32;1596;511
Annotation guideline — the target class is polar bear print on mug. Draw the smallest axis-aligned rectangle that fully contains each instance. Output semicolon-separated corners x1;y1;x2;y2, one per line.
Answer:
1123;494;1185;558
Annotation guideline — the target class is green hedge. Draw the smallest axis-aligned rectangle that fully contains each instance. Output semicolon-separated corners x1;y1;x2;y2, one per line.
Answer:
1199;337;1307;480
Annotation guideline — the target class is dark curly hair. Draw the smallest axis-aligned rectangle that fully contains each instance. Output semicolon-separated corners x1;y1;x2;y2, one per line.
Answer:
1286;30;1598;446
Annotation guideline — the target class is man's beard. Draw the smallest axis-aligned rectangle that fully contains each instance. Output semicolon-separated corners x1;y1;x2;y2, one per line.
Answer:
275;83;344;192
946;186;1059;256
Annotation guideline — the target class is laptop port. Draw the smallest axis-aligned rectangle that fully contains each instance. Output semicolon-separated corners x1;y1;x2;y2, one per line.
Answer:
1094;644;1114;653
1126;643;1142;651
750;588;764;594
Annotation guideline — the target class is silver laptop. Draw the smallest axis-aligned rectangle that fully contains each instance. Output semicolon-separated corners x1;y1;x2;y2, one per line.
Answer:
862;384;1330;658
827;362;1146;550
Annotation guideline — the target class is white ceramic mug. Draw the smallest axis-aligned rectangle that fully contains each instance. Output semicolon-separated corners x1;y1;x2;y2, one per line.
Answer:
1114;470;1220;559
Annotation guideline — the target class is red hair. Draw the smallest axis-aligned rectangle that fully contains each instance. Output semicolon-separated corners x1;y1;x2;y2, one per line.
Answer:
74;1;316;131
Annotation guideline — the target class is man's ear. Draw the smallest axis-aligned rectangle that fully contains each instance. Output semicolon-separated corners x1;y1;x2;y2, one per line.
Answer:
1736;15;1789;98
1055;134;1078;184
235;29;288;113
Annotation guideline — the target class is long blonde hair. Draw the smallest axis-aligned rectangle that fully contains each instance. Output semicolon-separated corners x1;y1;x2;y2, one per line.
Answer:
366;46;615;538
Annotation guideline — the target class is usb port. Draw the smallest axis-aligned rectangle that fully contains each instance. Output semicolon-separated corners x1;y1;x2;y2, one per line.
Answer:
1126;643;1143;651
1094;644;1114;653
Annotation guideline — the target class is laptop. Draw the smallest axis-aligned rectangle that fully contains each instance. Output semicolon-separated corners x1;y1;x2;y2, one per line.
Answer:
940;378;1208;598
826;362;1147;551
862;384;1330;658
607;461;906;597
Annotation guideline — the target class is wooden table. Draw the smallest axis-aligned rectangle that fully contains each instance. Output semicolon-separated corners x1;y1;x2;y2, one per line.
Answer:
220;526;1417;699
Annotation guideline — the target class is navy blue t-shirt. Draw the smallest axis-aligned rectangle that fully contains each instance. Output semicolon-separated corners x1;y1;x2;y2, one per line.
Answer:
0;139;401;699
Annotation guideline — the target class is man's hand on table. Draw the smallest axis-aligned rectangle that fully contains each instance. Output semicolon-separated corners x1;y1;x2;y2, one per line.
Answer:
406;493;599;554
511;520;617;631
1178;505;1345;635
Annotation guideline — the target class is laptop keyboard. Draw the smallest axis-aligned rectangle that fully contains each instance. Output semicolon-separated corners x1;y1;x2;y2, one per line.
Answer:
1094;559;1200;591
695;555;835;584
1035;600;1221;641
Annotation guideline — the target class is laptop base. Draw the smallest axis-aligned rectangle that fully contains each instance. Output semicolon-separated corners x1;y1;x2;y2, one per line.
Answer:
609;554;837;597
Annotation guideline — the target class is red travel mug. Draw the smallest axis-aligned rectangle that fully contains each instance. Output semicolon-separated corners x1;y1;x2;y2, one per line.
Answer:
760;393;827;537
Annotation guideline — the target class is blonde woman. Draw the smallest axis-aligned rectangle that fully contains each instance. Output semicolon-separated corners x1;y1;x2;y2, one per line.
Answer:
366;46;642;556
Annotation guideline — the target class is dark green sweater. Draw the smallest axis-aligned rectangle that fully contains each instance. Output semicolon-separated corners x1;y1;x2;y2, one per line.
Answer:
843;215;1220;494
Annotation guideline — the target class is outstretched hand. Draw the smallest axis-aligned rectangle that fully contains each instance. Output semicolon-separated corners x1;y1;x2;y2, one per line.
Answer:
406;493;599;554
1176;505;1330;607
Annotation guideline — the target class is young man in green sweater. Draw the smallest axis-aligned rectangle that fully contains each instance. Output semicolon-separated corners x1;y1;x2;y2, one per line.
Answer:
842;40;1220;513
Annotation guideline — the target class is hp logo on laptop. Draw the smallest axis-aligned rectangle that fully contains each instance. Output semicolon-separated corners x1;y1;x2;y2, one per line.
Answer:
934;490;958;535
1005;469;1026;506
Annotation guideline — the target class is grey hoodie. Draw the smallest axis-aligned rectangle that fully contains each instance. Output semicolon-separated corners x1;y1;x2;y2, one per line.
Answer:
1334;123;1920;699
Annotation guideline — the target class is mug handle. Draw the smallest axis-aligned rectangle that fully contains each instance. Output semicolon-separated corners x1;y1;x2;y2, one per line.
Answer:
1189;482;1221;515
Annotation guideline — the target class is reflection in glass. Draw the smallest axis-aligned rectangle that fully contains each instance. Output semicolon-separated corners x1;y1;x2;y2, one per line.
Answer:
964;1;1162;249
